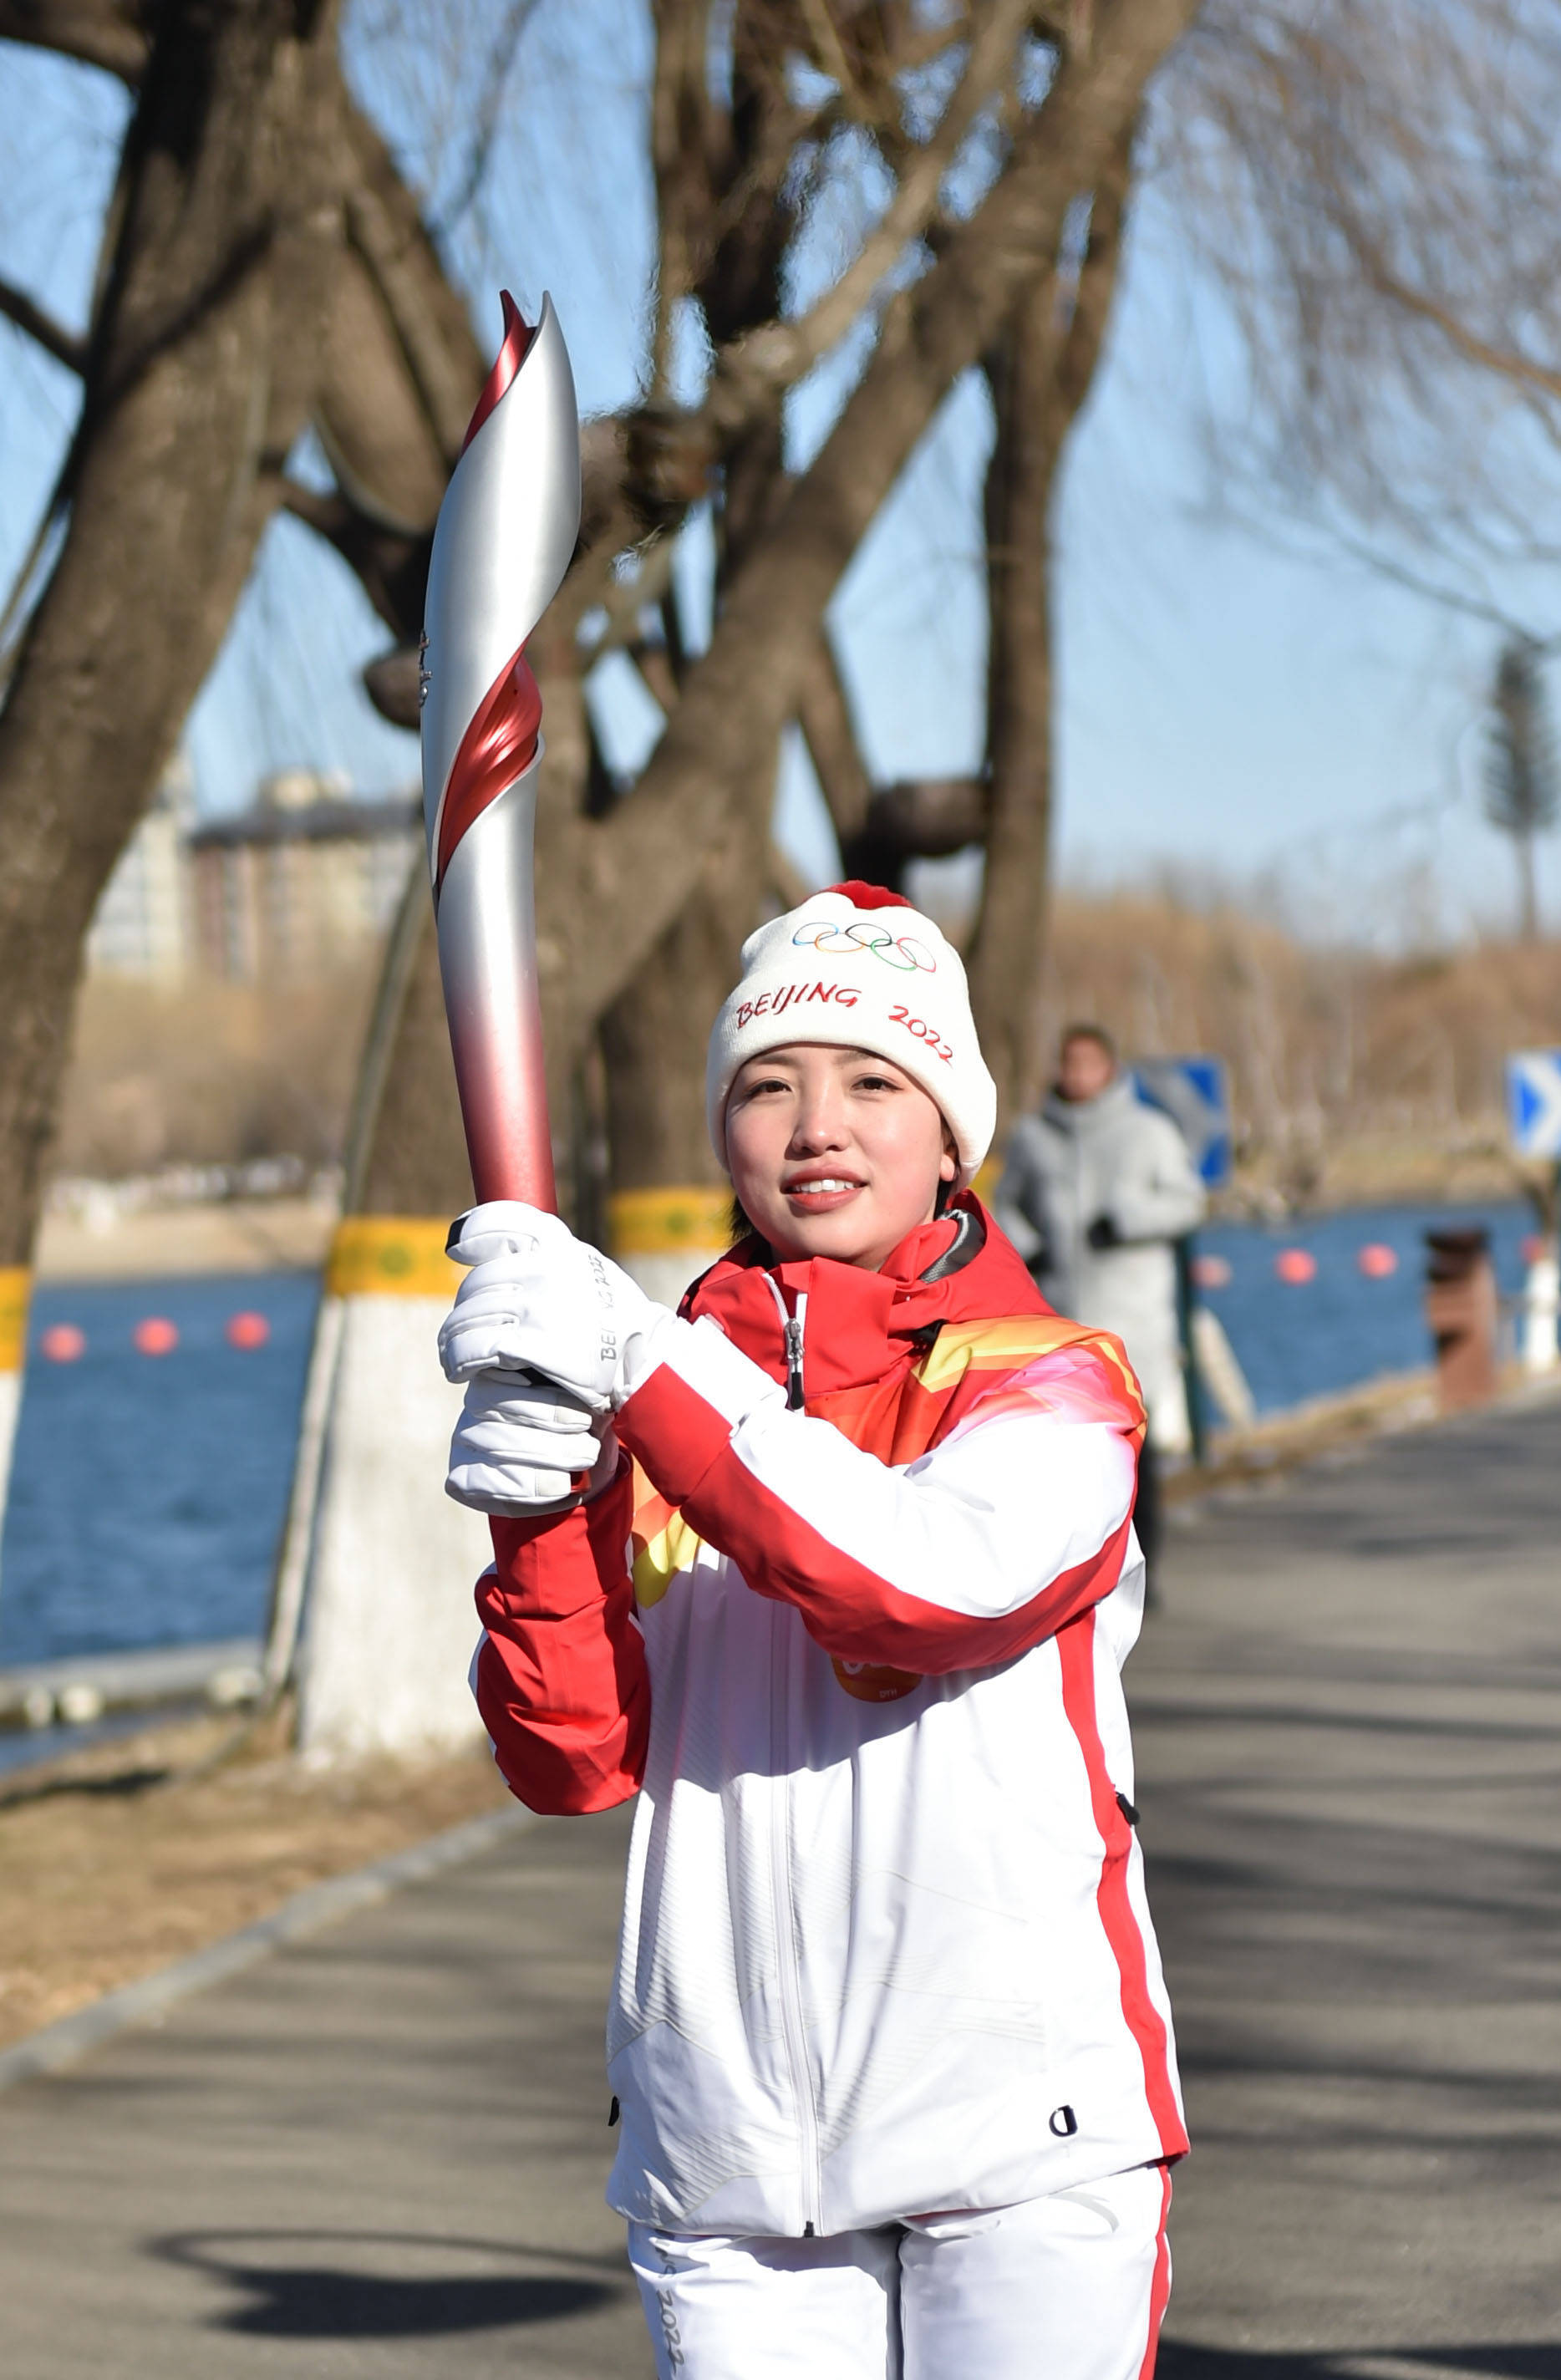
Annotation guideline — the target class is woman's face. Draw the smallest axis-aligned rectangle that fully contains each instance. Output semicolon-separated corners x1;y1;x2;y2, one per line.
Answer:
725;1043;958;1271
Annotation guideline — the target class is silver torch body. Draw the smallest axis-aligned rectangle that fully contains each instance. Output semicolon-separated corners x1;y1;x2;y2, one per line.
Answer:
419;292;581;1210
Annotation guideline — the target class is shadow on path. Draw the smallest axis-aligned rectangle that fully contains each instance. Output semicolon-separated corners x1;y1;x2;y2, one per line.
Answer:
1162;2344;1561;2379
150;2227;626;2339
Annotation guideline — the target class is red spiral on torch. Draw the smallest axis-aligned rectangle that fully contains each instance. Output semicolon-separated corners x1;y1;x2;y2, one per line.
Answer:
434;291;544;895
435;651;543;892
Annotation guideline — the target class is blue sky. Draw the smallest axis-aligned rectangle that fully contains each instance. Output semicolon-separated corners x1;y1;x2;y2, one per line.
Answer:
0;3;1554;945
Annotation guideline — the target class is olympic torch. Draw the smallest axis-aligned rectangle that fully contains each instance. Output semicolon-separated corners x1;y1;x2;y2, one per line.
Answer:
419;292;581;1209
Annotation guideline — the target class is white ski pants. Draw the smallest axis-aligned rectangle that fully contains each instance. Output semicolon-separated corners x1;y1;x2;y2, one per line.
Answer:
628;2159;1172;2380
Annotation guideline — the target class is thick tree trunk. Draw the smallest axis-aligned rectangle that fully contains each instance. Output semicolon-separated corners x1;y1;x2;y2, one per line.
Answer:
594;808;769;1299
594;364;791;1257
600;804;771;1185
0;0;343;1264
797;630;870;861
968;119;1136;1130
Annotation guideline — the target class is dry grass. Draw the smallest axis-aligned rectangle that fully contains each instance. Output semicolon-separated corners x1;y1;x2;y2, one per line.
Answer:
1042;897;1561;1209
35;1194;336;1281
0;1708;511;2052
55;965;378;1179
56;905;1561;1211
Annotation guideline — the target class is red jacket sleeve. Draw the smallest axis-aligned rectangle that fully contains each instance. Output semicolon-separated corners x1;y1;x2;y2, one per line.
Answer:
614;1322;1140;1677
473;1456;648;1814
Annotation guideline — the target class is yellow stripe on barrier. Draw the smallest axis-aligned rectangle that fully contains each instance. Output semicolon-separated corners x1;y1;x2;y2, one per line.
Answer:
324;1217;462;1299
609;1187;735;1259
0;1267;28;1373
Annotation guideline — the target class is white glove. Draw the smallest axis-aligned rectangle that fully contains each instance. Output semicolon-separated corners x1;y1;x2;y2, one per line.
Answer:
446;1372;614;1518
438;1202;669;1413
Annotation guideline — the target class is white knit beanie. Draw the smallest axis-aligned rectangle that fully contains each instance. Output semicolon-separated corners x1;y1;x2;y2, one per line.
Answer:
706;882;997;1186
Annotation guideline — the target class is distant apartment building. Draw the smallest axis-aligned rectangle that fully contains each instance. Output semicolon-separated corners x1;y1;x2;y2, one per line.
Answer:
84;757;195;981
189;769;419;981
86;764;419;984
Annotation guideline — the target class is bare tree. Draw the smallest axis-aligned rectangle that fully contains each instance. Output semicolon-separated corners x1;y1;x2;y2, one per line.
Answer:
0;0;349;1268
0;0;1197;1259
1155;0;1561;604
1484;637;1558;941
968;112;1134;1118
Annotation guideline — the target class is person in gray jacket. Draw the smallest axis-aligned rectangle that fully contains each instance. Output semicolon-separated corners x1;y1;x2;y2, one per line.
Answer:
994;1024;1206;1589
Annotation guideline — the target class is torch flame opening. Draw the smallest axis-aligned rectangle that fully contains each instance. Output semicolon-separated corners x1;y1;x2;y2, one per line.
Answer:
460;289;532;456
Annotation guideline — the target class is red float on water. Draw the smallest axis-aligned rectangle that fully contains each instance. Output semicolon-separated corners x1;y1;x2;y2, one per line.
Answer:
1356;1243;1398;1279
1192;1254;1232;1290
39;1323;85;1363
226;1310;270;1350
1274;1248;1317;1284
133;1316;179;1356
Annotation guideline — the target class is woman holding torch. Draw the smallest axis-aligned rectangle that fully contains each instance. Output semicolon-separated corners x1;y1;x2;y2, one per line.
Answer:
435;880;1186;2380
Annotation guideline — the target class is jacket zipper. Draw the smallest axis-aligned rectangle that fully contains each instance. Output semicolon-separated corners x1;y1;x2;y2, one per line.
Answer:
759;1272;821;2230
761;1272;808;1409
769;1599;822;2235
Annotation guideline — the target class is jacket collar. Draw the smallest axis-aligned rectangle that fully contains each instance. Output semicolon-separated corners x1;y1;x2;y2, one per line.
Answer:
1041;1072;1139;1135
683;1193;1048;1398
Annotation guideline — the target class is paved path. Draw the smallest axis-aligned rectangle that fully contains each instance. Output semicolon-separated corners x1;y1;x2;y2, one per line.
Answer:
0;1804;649;2379
1150;1392;1561;2380
1;1391;1557;2377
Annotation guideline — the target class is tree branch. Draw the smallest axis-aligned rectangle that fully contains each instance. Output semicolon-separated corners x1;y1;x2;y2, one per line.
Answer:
1355;243;1561;411
797;630;872;846
1326;527;1559;645
711;0;1037;421
335;100;489;476
648;0;710;399
278;474;433;643
968;110;1136;1118
427;0;545;241
1053;109;1132;412
0;0;153;81
0;276;87;374
538;0;1197;1065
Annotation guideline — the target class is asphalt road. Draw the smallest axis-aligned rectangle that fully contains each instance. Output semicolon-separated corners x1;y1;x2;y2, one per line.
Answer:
0;1805;651;2380
1150;1391;1561;2380
1;1391;1557;2379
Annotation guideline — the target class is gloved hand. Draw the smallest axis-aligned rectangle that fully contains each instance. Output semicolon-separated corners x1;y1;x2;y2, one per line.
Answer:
446;1372;614;1517
1085;1213;1121;1251
438;1202;669;1413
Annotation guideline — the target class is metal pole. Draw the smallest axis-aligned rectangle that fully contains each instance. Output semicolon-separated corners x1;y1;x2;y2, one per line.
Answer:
1174;1233;1208;1467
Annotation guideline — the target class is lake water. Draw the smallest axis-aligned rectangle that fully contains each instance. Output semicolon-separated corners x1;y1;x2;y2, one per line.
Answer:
0;1198;1538;1670
2;1271;318;1671
1194;1197;1534;1414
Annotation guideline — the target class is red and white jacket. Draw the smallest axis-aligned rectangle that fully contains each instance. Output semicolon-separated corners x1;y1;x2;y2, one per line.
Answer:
473;1198;1187;2238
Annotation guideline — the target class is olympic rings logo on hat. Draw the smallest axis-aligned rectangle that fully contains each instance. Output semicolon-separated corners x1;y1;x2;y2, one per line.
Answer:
791;919;937;973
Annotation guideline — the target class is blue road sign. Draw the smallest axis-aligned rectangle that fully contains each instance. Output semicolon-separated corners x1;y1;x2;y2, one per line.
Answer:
1506;1050;1561;1159
1132;1055;1233;1188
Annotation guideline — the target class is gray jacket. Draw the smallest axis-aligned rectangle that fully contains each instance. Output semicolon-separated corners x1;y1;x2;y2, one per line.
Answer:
994;1074;1206;1423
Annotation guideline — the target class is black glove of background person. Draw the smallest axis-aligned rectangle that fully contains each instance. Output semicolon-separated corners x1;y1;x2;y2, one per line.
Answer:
1085;1213;1121;1251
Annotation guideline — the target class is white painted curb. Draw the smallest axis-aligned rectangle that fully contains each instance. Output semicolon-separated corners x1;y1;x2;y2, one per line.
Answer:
0;1801;534;2093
